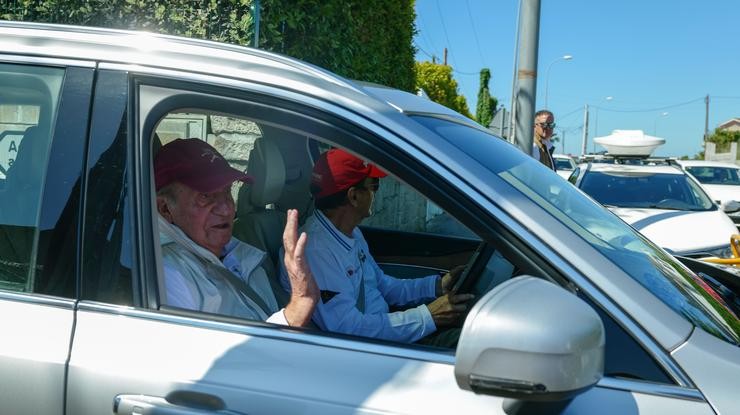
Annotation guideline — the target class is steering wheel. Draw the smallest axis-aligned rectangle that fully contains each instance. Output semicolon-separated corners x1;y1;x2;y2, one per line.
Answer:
450;241;487;295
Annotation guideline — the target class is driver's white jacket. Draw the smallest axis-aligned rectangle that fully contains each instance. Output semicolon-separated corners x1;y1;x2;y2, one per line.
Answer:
159;216;287;325
279;210;438;343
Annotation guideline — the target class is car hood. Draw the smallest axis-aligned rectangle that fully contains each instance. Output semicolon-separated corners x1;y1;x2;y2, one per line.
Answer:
610;208;736;254
700;184;740;204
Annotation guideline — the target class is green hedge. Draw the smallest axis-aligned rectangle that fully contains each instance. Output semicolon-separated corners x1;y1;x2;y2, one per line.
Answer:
1;0;416;91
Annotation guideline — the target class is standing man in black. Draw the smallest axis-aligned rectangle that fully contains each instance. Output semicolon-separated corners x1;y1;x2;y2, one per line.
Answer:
532;109;556;171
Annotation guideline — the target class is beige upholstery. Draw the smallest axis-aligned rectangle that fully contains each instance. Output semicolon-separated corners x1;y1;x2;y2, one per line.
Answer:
233;137;289;307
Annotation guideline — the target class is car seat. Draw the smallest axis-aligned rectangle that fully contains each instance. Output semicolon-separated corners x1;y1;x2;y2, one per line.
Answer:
233;137;289;307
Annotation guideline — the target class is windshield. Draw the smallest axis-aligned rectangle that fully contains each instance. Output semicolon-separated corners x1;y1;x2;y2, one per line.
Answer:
413;115;740;345
554;158;575;170
580;171;716;211
686;166;740;186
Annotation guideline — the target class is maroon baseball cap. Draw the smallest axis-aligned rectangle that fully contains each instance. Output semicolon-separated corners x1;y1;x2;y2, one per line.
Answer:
311;149;387;199
154;138;253;192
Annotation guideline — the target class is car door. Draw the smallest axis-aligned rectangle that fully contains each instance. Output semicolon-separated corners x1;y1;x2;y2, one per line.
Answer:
0;59;93;414
65;65;714;415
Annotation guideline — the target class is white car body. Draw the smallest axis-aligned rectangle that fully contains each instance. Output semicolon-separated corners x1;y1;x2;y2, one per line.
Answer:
678;160;740;225
574;162;738;257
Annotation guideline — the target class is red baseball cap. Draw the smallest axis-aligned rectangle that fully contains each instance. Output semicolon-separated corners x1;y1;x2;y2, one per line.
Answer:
154;138;253;192
311;149;387;199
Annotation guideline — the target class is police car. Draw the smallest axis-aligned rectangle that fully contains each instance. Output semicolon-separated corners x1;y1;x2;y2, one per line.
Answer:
570;157;739;258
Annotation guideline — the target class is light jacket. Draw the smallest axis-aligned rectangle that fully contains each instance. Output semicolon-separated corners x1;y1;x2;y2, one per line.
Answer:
159;216;287;324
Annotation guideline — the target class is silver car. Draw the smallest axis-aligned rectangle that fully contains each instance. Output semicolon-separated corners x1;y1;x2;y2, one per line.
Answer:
0;21;738;415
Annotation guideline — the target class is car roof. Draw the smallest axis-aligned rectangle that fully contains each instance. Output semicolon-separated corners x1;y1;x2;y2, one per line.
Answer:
677;160;740;169
552;153;574;159
583;162;685;175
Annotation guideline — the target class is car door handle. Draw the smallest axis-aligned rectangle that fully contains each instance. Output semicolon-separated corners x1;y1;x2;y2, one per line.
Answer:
114;391;247;415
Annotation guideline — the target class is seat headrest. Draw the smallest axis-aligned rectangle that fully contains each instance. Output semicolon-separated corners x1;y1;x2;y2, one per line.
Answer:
238;137;285;212
6;125;47;189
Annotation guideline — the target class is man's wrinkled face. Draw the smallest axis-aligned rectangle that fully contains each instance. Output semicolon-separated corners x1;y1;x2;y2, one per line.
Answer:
534;113;555;140
158;182;236;257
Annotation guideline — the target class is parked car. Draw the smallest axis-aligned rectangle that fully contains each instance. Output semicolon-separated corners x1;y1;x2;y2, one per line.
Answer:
553;153;577;179
0;21;738;415
678;160;740;226
570;158;739;258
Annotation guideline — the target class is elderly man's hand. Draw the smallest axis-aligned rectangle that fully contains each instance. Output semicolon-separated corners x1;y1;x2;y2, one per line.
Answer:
282;209;319;327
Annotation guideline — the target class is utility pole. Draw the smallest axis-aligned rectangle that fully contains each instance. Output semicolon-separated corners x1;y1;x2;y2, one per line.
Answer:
512;0;541;154
443;48;448;66
581;104;589;156
704;94;710;142
252;0;261;48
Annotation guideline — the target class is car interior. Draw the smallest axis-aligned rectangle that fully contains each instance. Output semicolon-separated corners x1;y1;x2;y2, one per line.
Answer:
150;109;513;334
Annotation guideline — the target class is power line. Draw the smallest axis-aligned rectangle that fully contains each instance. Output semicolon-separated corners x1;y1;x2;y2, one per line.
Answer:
464;0;487;67
414;43;435;60
435;0;456;67
591;97;704;113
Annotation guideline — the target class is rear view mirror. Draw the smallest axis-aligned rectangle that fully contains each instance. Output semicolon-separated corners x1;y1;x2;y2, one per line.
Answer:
454;276;604;402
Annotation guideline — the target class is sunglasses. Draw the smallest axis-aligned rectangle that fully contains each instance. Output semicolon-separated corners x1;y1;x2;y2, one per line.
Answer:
536;122;556;129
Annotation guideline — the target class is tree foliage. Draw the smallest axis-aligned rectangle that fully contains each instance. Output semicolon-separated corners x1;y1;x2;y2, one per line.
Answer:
415;61;472;119
1;0;416;91
706;128;740;147
475;68;497;127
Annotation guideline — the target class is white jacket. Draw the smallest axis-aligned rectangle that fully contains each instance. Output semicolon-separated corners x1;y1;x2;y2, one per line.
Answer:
159;216;287;324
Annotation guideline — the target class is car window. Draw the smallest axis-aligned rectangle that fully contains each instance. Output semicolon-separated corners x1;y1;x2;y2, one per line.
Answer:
0;63;63;293
554;157;574;170
686;166;740;185
580;171;715;211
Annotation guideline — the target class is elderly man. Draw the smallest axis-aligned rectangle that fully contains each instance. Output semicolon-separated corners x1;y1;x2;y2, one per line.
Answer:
532;109;557;171
279;149;473;344
155;138;317;326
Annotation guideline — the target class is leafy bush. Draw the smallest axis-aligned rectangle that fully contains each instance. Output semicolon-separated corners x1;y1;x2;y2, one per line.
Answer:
1;0;415;91
415;61;472;119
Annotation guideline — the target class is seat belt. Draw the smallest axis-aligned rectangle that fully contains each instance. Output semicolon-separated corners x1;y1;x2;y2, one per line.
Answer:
356;249;366;313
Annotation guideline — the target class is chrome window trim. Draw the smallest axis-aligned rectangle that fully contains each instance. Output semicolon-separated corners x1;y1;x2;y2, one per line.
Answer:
77;301;455;364
0;54;96;68
597;377;705;402
0;291;76;309
97;62;693;387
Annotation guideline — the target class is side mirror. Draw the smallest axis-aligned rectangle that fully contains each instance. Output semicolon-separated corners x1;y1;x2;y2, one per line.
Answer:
454;276;604;402
721;200;740;213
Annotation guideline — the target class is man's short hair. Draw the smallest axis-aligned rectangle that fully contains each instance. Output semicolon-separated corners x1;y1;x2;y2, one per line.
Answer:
534;109;554;120
313;178;364;211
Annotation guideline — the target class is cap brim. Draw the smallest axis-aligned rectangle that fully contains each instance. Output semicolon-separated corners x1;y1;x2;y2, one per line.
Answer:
368;164;388;178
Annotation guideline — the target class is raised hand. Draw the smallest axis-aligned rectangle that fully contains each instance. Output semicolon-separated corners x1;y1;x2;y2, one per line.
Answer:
282;209;319;327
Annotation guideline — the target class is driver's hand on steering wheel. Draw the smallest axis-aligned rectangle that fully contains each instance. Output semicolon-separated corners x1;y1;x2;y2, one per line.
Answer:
438;265;467;296
428;293;475;328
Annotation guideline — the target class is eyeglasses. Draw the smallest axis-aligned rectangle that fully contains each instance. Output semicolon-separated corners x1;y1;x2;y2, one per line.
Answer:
536;122;556;129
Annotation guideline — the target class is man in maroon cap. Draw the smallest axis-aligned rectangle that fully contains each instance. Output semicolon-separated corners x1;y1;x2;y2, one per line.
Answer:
279;149;473;344
155;138;317;326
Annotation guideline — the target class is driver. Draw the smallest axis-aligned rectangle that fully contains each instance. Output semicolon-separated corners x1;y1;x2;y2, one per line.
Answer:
279;149;473;344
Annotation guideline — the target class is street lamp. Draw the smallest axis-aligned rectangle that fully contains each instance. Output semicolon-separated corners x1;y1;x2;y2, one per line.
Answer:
544;54;573;109
653;112;669;135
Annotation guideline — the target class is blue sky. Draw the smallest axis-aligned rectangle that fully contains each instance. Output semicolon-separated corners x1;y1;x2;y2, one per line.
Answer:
414;0;740;157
